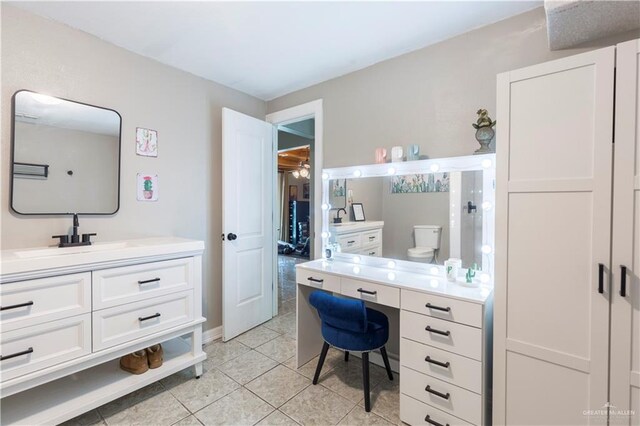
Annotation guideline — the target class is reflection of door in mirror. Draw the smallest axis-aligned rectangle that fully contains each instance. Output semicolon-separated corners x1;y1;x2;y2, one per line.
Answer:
329;179;347;210
11;90;121;215
450;171;483;268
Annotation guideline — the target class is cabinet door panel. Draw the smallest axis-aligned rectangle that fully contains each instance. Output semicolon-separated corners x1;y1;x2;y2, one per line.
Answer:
610;38;640;426
494;46;614;424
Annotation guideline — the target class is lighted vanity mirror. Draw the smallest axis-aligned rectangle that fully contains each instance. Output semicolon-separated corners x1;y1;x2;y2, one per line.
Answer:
322;154;495;275
11;90;121;215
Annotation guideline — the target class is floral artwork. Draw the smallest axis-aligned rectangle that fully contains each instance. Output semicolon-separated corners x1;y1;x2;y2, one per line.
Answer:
137;173;158;201
332;179;346;197
390;173;450;193
136;128;158;157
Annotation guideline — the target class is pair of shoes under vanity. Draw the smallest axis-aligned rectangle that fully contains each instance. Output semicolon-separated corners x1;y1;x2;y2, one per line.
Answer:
120;344;163;375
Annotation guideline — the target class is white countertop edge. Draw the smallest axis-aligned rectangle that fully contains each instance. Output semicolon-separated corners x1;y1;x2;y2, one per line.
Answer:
1;237;205;279
296;259;492;305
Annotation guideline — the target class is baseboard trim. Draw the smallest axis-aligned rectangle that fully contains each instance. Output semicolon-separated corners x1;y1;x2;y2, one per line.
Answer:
202;326;223;344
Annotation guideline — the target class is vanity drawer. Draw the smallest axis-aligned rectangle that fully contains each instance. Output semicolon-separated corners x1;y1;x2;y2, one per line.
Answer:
93;258;194;309
401;365;481;425
0;273;91;332
0;314;91;382
401;337;482;394
402;289;483;329
401;310;482;361
341;278;400;308
296;270;341;293
401;394;473;426
336;233;361;251
361;229;382;247
93;290;194;351
360;246;382;257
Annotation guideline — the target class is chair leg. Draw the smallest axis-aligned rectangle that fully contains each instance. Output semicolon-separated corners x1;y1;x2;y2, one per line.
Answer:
362;352;371;412
313;342;330;385
380;346;393;381
344;351;349;362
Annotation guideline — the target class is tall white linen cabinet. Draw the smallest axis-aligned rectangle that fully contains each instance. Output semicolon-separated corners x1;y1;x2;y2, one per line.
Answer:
494;39;640;425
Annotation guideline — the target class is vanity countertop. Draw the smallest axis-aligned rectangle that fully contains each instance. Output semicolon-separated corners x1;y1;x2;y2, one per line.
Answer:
1;237;205;279
296;258;492;304
328;221;384;234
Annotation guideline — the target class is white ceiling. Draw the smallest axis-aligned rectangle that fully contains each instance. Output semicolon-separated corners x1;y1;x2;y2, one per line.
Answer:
13;1;541;100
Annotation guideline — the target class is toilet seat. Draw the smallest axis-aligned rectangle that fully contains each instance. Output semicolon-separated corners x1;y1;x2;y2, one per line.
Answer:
407;247;435;261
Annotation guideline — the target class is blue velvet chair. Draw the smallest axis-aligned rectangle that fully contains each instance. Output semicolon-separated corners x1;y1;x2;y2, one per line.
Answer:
309;291;393;412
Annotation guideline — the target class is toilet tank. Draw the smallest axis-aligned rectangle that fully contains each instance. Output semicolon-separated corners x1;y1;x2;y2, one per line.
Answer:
414;225;442;249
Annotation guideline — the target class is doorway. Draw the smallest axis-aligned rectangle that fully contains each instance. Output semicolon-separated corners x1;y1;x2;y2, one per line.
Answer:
267;100;323;318
276;122;314;317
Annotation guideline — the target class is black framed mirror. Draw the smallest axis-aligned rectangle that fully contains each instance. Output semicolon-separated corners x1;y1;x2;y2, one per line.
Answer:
11;90;122;215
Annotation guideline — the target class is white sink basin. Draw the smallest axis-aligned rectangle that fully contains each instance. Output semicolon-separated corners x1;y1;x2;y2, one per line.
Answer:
14;242;129;259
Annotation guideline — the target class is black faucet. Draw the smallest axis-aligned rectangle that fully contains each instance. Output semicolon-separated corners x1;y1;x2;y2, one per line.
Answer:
334;208;347;224
52;214;97;248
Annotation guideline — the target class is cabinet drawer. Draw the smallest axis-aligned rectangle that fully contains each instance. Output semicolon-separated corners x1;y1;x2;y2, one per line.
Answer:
401;310;482;361
296;270;341;293
93;258;193;309
402;289;483;329
337;234;361;250
341;278;400;308
0;273;91;332
93;291;194;351
401;366;481;425
401;338;482;394
360;246;382;257
0;314;91;382
361;230;382;247
401;394;473;426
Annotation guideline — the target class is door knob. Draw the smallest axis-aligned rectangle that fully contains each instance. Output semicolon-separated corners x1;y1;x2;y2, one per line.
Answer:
227;233;237;241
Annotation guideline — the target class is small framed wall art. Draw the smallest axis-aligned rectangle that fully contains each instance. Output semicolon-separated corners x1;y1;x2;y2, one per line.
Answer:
136;127;158;157
137;173;158;201
289;185;298;201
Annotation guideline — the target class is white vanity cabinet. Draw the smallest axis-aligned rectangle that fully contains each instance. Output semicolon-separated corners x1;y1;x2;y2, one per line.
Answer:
295;260;493;425
0;237;206;425
329;221;384;257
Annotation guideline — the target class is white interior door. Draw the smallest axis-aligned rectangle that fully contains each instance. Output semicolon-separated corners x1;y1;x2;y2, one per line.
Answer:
222;108;274;341
494;47;615;425
610;38;640;426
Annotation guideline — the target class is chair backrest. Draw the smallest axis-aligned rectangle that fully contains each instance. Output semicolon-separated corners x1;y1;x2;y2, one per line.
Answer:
309;291;367;333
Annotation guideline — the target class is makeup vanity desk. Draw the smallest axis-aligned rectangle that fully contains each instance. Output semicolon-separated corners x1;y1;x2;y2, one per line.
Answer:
296;259;493;426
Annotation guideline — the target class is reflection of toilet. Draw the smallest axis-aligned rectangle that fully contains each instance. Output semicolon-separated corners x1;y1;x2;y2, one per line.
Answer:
407;225;442;263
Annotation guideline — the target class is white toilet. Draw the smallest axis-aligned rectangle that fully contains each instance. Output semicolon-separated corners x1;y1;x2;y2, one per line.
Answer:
407;225;442;263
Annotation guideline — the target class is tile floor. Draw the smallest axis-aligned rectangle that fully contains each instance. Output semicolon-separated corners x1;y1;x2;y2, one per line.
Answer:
61;255;400;426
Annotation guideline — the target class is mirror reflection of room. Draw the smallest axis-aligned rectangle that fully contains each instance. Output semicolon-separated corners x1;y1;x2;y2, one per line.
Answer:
328;170;482;268
11;90;121;214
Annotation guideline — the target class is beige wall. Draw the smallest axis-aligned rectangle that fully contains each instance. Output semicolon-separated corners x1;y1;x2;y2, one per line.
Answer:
267;7;640;168
0;5;266;332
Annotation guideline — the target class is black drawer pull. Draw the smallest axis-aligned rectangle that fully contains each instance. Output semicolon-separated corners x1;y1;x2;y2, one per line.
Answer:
598;263;604;294
425;303;450;312
425;356;450;368
620;265;627;297
425;385;450;400
1;301;34;311
308;277;324;283
425;326;450;337
357;288;377;295
368;251;376;255
425;415;449;426
347;240;356;244
138;313;161;322
138;278;161;285
368;236;375;240
1;347;33;361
